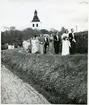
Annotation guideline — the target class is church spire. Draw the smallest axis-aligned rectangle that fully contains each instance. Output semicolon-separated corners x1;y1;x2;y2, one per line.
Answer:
34;10;37;16
32;10;40;22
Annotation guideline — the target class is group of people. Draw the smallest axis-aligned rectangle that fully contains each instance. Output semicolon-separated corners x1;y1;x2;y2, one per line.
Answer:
61;28;76;55
22;28;76;56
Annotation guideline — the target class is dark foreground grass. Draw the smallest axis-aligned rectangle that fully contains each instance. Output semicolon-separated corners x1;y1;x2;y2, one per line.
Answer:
1;49;87;104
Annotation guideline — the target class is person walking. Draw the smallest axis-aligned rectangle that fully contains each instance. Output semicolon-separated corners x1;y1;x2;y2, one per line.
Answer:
61;29;70;56
54;32;60;54
49;34;54;54
35;36;39;53
39;34;44;54
44;36;49;54
22;40;30;53
31;36;38;54
69;28;76;54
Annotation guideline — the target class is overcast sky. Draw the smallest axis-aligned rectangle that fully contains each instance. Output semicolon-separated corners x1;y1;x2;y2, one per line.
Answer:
0;0;89;32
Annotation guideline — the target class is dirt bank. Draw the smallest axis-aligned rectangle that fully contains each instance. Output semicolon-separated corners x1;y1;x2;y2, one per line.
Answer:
1;65;50;104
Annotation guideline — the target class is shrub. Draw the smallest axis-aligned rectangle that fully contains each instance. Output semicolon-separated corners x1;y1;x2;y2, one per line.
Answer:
75;31;88;53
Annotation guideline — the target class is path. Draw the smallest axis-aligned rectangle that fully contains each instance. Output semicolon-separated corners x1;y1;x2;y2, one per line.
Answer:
1;65;50;104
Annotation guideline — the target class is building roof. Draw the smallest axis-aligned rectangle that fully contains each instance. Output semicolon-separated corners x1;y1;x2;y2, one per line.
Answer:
31;10;40;22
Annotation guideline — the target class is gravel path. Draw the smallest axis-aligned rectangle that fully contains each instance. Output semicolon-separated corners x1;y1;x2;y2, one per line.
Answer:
1;65;50;104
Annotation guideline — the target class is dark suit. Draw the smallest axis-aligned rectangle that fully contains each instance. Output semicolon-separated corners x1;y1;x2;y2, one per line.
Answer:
69;33;76;54
44;37;49;54
54;35;60;54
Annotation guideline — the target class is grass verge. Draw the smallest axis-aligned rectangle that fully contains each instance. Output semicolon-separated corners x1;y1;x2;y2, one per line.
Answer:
1;49;87;104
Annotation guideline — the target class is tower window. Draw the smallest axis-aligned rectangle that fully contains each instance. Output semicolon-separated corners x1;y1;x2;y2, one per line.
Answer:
32;24;35;27
36;24;38;27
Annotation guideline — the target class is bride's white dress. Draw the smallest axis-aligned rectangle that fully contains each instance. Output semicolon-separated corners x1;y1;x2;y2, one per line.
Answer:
61;33;70;56
31;39;38;53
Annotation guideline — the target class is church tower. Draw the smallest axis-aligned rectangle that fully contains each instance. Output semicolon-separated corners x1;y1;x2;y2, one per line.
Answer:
31;10;41;29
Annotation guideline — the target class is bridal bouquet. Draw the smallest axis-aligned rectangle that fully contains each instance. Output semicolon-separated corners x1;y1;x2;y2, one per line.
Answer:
62;36;68;40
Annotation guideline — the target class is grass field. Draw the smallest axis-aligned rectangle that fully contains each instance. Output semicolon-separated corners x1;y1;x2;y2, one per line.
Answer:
1;49;87;104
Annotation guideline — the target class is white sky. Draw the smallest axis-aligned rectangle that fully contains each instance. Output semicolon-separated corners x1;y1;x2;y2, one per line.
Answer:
0;0;89;32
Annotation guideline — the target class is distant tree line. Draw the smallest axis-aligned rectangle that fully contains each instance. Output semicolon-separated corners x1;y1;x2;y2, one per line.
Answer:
1;27;88;53
1;27;64;47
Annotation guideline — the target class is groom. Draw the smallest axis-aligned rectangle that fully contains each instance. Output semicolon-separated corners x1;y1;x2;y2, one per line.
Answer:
69;28;76;54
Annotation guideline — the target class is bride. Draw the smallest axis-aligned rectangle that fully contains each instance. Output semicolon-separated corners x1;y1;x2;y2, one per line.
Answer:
61;29;70;56
31;36;38;53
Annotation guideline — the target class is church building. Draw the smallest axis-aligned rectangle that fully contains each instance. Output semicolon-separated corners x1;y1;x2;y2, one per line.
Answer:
31;10;41;29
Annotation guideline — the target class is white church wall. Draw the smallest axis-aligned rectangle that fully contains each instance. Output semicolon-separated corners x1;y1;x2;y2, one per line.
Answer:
31;22;41;29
